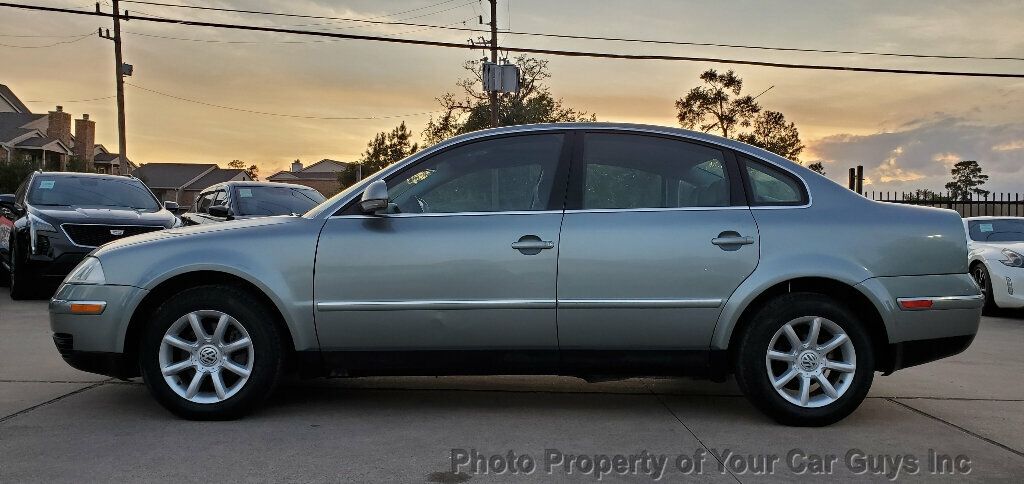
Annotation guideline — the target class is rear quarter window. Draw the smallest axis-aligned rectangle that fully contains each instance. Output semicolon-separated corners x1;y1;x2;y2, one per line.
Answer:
742;158;807;206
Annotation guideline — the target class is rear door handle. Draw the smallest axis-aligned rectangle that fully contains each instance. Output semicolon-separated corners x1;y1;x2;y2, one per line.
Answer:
711;236;755;246
511;240;555;250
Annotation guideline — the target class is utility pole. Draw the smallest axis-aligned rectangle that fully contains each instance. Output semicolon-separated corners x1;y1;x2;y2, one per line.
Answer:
488;0;499;128
98;0;127;164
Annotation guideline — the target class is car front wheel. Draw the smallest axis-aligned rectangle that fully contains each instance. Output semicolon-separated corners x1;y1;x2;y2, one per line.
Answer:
8;240;38;300
734;293;874;427
140;285;284;420
970;262;995;313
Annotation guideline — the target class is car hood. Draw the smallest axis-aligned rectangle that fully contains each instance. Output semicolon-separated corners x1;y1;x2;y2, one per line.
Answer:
31;205;175;226
92;215;304;254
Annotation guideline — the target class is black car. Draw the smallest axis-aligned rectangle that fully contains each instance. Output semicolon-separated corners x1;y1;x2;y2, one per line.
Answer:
180;181;325;225
0;171;180;299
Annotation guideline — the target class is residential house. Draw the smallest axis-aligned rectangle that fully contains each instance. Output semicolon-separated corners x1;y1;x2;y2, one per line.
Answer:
267;159;355;196
93;144;137;174
0;83;131;174
133;162;251;206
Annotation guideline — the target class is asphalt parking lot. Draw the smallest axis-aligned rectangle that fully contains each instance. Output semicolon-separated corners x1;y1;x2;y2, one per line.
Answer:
1;287;1022;482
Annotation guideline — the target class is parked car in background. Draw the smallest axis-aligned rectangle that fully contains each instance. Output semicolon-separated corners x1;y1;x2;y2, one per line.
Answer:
0;172;179;299
179;181;325;225
965;216;1024;311
49;123;982;426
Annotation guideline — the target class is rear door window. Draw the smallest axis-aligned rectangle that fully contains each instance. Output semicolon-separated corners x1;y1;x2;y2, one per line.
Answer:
580;133;730;209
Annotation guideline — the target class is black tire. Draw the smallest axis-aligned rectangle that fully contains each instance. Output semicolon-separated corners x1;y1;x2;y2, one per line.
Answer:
8;240;38;300
734;292;875;427
140;285;285;420
0;257;9;287
971;262;996;314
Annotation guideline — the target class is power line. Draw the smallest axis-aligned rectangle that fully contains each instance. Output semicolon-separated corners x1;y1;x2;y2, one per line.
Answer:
0;30;95;37
126;83;440;120
0;31;92;48
123;17;478;44
25;95;116;103
120;0;478;29
365;0;464;20
117;0;1024;62
2;2;1023;79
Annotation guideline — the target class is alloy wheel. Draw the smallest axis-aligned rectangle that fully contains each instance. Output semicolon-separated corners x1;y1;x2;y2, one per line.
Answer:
972;266;988;293
158;310;254;404
765;316;856;408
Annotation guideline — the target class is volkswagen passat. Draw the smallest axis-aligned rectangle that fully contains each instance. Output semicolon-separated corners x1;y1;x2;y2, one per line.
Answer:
49;124;982;426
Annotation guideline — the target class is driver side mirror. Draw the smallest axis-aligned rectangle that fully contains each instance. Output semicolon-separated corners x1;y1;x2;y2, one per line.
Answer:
163;200;180;213
208;204;231;218
358;180;389;214
0;194;16;217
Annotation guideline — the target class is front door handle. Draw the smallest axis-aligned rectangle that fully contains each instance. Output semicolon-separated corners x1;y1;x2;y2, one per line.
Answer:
512;235;554;254
711;232;755;247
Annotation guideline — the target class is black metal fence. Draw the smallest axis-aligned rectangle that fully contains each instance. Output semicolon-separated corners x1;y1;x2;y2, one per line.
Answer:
868;191;1024;218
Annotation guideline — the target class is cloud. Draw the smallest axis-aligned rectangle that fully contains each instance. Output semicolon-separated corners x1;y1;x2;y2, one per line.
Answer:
807;117;1024;192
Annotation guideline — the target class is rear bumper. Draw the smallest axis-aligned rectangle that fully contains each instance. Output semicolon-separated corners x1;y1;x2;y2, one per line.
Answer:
885;334;975;373
856;274;983;343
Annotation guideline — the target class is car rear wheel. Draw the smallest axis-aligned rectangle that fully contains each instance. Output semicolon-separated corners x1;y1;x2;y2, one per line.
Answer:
140;285;284;420
734;293;874;427
970;262;995;313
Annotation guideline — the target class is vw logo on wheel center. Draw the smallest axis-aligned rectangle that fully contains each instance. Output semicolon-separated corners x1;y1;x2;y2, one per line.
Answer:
198;345;220;367
799;351;820;372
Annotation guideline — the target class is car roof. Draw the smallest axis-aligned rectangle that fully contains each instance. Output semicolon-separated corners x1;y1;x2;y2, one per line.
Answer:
34;171;139;181
198;180;320;192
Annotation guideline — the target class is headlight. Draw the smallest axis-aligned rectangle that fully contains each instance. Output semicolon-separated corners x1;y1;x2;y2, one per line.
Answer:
65;257;106;285
28;213;58;255
170;216;183;228
1000;249;1024;267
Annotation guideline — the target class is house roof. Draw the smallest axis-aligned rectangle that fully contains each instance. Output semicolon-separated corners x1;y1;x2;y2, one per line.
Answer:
185;168;247;191
0;113;45;142
133;163;217;189
93;152;119;163
14;136;71;154
0;84;31;114
303;159;352;171
268;170;339;180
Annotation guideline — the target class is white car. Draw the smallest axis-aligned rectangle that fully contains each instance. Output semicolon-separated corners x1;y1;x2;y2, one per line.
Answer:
966;217;1024;310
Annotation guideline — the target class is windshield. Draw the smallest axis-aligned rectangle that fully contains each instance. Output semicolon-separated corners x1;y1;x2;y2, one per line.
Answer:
27;176;160;211
234;186;326;216
968;219;1024;242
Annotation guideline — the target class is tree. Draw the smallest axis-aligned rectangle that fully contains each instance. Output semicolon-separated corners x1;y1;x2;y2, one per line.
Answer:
676;69;807;162
807;162;825;175
339;121;420;189
944;160;989;201
675;69;760;139
228;159;259;181
904;189;948;201
0;158;36;193
423;55;595;145
736;110;805;161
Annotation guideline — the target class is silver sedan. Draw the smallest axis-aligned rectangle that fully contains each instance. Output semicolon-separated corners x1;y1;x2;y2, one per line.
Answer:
49;123;982;426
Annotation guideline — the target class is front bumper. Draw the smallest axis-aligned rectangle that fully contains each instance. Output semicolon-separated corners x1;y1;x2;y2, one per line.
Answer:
49;283;148;377
982;261;1024;309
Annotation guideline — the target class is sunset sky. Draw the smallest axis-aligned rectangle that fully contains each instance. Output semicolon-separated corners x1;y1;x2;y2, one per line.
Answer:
2;0;1022;191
